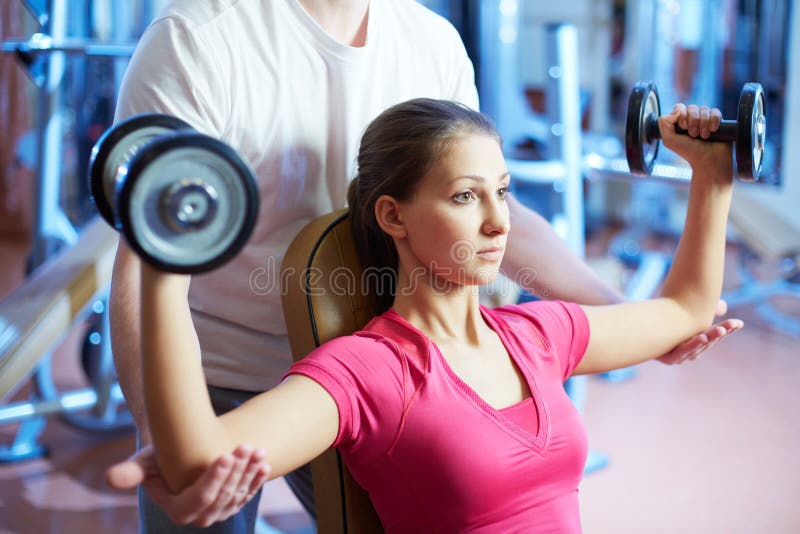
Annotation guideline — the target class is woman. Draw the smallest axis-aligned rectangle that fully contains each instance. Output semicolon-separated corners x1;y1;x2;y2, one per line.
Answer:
136;98;732;532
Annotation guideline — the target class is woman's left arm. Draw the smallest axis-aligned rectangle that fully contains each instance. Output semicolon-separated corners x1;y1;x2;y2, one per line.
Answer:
575;104;734;375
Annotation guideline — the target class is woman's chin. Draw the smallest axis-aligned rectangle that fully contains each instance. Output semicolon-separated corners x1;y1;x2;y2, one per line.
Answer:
474;270;501;286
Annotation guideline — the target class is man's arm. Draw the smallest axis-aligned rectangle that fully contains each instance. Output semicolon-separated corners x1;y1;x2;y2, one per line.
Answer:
501;195;625;305
109;241;151;442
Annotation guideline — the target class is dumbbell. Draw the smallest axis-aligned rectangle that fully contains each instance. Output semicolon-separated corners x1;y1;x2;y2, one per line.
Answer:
89;113;259;274
625;82;766;181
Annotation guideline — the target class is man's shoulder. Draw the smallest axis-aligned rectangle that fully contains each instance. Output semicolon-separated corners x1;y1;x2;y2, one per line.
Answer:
382;0;460;39
151;0;247;32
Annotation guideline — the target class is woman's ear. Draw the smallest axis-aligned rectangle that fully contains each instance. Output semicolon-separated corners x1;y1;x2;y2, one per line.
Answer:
374;195;406;239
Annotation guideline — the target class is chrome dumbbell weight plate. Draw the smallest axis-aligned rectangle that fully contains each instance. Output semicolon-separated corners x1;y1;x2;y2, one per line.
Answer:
735;83;766;182
117;133;259;274
625;81;767;181
625;82;661;176
89;113;192;227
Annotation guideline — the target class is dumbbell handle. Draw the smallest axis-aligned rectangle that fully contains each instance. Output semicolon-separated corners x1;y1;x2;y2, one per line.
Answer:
645;116;738;143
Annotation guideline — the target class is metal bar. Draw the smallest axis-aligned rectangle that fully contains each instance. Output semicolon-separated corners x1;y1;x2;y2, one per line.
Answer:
0;389;96;424
542;25;599;468
545;23;585;258
626;252;671;301
22;0;50;28
584;155;693;184
512;153;698;187
0;384;125;425
477;0;528;144
505;158;566;184
0;417;47;462
2;35;136;58
673;121;738;143
91;297;120;423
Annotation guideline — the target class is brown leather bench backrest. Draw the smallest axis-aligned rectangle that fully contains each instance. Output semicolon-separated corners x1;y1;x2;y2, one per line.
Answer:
281;208;383;534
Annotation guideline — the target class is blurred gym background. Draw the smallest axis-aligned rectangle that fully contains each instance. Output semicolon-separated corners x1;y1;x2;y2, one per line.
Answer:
0;1;797;533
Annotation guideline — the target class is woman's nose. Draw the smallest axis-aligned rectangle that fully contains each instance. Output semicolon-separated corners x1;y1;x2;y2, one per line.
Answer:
482;199;510;236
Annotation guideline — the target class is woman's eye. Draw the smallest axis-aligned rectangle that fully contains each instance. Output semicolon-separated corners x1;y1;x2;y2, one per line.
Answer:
497;187;508;199
453;191;475;204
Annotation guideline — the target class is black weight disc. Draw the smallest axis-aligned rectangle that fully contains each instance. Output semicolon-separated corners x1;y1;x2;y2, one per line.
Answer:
625;82;661;175
117;133;260;274
88;113;193;227
735;83;766;182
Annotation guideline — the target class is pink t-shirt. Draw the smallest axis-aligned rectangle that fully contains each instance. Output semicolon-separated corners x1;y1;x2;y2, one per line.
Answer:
287;301;590;533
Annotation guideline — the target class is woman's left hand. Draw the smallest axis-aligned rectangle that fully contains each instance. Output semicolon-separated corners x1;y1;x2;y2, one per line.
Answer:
656;300;744;365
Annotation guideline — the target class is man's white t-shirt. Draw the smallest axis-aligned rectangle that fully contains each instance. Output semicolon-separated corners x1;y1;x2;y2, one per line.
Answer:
116;0;479;391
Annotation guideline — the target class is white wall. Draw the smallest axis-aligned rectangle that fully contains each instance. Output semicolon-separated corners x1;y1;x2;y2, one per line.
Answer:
747;2;800;229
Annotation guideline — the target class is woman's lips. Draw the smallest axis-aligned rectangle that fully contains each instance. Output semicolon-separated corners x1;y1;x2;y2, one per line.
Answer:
476;247;504;262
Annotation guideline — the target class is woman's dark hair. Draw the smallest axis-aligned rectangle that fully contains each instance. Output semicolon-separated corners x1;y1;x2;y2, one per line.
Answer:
347;98;499;313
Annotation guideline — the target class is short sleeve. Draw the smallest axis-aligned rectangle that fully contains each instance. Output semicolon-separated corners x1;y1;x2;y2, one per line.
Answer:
115;16;227;135
445;23;479;109
284;333;405;453
497;301;590;381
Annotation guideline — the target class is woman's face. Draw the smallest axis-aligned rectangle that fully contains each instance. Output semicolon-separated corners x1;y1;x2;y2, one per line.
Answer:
398;133;510;287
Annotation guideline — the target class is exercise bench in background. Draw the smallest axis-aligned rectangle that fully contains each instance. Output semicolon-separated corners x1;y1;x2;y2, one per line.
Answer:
725;190;800;337
0;217;131;461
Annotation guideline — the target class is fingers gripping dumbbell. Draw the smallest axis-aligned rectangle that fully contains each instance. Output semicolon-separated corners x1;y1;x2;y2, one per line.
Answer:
625;82;766;181
89;113;259;273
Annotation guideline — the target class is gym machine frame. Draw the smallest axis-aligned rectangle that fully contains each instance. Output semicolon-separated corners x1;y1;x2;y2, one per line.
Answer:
0;0;137;461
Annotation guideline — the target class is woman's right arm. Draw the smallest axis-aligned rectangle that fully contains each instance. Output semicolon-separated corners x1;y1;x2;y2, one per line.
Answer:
140;264;338;492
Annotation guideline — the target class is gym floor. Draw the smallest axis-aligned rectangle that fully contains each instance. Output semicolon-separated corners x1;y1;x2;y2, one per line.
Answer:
0;231;798;534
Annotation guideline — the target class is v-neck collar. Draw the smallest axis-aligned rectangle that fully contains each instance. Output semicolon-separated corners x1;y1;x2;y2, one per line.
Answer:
383;306;551;451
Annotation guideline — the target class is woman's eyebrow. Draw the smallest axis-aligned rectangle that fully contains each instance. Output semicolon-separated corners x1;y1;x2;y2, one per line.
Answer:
449;172;510;184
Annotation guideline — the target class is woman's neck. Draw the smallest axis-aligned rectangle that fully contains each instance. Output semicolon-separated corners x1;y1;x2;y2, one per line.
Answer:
392;267;489;346
296;0;370;46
